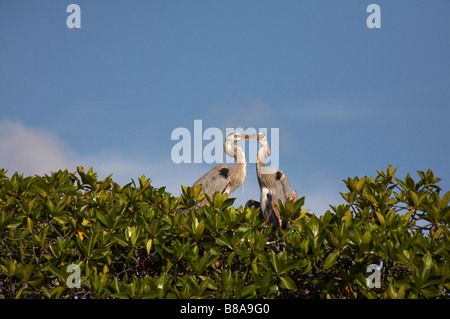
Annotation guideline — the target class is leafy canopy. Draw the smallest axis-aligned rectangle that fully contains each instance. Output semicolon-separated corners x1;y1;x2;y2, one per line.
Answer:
0;165;448;299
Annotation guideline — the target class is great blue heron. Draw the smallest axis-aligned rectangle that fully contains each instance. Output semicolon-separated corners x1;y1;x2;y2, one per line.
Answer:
191;132;257;204
254;132;298;228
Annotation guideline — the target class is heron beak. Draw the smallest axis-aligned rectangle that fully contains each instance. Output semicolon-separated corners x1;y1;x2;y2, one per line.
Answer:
242;134;258;140
235;133;257;141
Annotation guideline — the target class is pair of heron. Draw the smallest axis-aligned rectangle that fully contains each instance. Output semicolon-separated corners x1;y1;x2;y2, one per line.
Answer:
192;132;298;229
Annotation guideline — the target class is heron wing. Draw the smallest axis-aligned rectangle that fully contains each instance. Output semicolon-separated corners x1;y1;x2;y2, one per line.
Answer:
192;164;232;196
273;168;294;203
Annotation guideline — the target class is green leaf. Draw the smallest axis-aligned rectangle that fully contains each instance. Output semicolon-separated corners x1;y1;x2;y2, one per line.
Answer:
280;276;297;290
227;251;235;267
75;234;87;255
96;210;109;228
7;221;21;230
26;217;33;233
216;236;232;249
387;165;394;177
422;252;433;282
146;239;153;255
387;283;397;299
32;182;47;196
194;219;205;237
281;260;299;274
139;175;147;187
352;228;363;245
362;230;372;244
239;285;258;298
222;198;236;209
405;174;415;189
409;191;419;207
396;284;405;299
91;248;110;259
355;176;366;192
50;286;66;299
110;234;128;247
46;198;56;213
309;215;320;238
86;232;98;256
323;251;339;270
441;191;450;209
375;211;385;226
271;251;280;274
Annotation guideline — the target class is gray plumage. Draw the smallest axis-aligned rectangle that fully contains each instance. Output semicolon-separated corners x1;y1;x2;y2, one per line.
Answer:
192;132;256;205
256;132;298;228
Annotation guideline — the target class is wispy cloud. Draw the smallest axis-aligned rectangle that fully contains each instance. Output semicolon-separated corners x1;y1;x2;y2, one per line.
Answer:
0;120;73;176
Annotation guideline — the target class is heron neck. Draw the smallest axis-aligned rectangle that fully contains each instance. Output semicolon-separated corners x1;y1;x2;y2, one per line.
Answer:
228;145;247;189
257;146;275;185
233;147;246;172
257;147;268;168
235;146;246;164
225;144;246;165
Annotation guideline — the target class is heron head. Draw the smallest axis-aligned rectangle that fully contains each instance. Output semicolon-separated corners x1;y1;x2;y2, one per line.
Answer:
256;132;266;141
257;132;270;156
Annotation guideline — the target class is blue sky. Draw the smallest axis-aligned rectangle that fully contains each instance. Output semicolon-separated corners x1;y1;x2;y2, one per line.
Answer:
1;1;449;214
